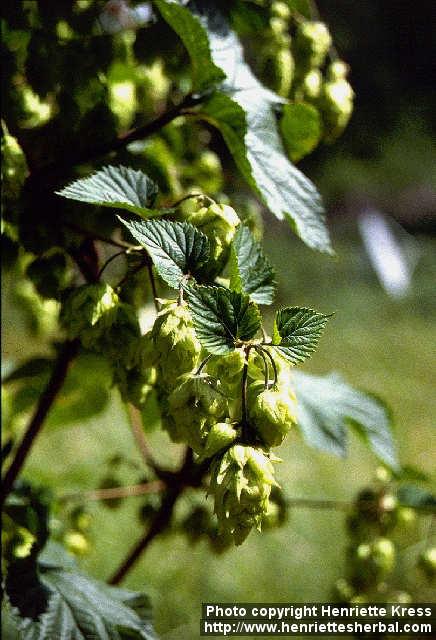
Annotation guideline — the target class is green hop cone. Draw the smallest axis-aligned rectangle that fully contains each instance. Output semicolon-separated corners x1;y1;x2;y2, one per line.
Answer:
199;422;239;461
63;530;90;556
353;537;396;586
206;349;246;398
210;445;279;545
151;301;201;389
418;547;436;580
176;197;240;278
265;46;295;98
271;1;291;22
165;373;229;453
294;21;332;70
320;77;354;142
60;283;119;348
112;329;156;408
248;382;297;447
327;60;350;82
301;69;323;100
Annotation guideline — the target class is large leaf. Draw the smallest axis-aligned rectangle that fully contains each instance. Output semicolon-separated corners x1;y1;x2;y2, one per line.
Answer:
229;224;276;305
57;165;160;218
193;3;332;253
293;371;399;469
118;216;210;288
155;0;225;93
186;285;261;354
6;543;156;640
271;306;331;364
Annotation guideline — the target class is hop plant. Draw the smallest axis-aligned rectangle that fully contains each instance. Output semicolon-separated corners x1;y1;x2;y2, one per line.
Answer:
60;283;119;348
206;349;246;399
210;445;279;545
176;197;240;278
248;382;297;447
352;537;396;586
294;21;332;70
320;74;354;142
418;547;436;580
164;373;229;453
151;301;202;389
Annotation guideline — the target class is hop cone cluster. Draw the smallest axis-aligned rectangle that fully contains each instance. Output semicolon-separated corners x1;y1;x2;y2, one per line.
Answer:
210;445;279;545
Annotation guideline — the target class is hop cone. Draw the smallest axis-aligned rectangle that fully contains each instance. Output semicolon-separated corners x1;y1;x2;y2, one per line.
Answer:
210;445;279;545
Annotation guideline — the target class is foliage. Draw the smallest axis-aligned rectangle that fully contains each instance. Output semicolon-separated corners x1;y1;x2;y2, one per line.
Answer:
2;2;431;639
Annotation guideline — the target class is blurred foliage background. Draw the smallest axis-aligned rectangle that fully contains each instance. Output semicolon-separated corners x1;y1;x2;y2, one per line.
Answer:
2;1;435;638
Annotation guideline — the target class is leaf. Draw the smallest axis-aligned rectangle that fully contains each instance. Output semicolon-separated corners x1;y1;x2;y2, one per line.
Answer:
229;224;276;305
193;3;332;253
118;216;210;289
293;371;399;469
57;165;160;218
186;285;261;354
2;357;53;384
4;353;111;430
271;306;331;364
154;0;225;93
280;102;322;162
397;485;436;509
7;543;156;640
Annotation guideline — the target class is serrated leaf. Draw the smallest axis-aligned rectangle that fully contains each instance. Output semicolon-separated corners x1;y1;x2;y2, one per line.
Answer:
186;285;261;354
193;3;332;253
280;102;322;162
8;549;157;640
118;216;210;288
229;225;276;304
271;306;330;364
293;371;399;469
57;165;160;218
154;0;225;93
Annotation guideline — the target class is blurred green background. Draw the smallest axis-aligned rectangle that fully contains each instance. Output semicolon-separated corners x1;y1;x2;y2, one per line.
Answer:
3;229;435;637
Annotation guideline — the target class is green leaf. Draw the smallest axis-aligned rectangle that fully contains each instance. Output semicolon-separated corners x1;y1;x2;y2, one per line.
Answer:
6;543;156;640
194;5;332;253
271;306;331;364
397;485;436;509
118;216;210;289
293;371;399;469
280;102;322;162
229;224;276;304
186;285;261;354
154;0;225;93
57;165;160;218
2;357;53;384
4;353;111;430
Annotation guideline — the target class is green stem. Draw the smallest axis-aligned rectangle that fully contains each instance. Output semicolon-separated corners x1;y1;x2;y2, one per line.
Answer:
97;250;127;279
240;345;253;441
254;346;270;390
261;347;278;387
196;354;213;375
